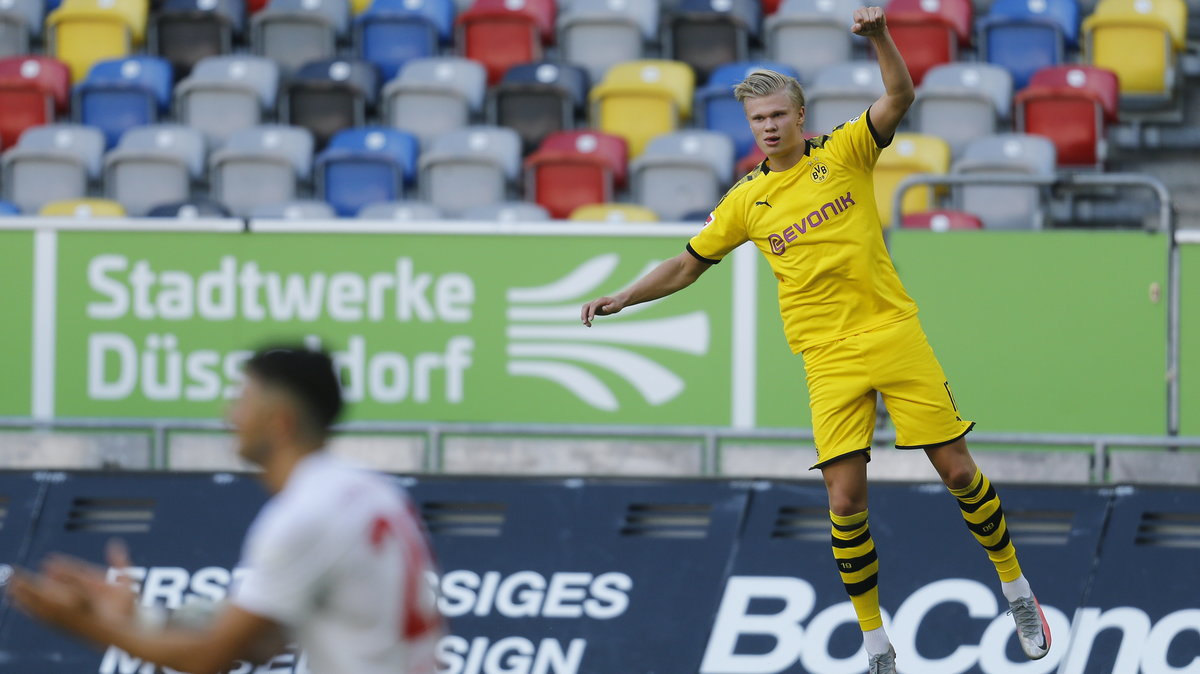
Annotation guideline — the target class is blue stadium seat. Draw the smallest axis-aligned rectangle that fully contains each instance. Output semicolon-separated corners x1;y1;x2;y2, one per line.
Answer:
316;126;418;216
0;199;20;215
980;0;1080;89
696;60;800;156
74;56;173;147
355;0;454;80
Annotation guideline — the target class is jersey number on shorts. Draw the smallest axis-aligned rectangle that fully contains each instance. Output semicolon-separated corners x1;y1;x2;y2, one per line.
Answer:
371;510;442;640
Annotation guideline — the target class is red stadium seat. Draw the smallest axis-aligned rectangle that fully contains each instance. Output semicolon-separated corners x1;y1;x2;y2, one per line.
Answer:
248;0;269;13
884;0;972;85
525;130;628;219
1015;65;1118;168
736;145;765;176
457;0;555;85
902;209;983;230
763;0;783;13
0;56;70;148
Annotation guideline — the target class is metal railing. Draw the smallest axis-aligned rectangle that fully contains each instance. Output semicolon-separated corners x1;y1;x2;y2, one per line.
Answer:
3;416;1199;484
890;172;1181;436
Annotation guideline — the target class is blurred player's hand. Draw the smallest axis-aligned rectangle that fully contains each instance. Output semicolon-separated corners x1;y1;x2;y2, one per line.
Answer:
851;6;887;36
8;539;137;640
580;296;626;327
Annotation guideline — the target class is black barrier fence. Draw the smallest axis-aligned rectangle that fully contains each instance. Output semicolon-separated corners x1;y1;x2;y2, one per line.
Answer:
0;471;1197;674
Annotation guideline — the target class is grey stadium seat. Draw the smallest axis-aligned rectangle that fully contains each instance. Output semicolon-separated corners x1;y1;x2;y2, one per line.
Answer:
558;0;659;82
251;0;349;73
209;125;314;217
631;130;734;221
2;124;104;213
251;199;337;219
461;201;551;222
104;125;206;216
766;0;859;82
912;63;1013;156
0;0;43;57
175;55;280;144
382;57;486;144
357;200;443;220
952;133;1056;230
418;126;521;217
806;61;885;135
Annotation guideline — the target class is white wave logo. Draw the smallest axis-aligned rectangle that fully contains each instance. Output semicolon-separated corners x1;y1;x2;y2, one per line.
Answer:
506;254;709;411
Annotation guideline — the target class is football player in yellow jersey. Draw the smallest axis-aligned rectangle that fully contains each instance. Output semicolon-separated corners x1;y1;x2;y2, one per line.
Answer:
580;7;1052;672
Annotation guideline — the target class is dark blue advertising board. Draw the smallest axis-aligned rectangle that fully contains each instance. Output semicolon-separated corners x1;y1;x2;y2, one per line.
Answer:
0;472;1196;674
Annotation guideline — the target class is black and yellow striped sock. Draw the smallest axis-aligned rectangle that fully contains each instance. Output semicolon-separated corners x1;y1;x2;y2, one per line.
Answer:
831;510;882;631
950;468;1022;583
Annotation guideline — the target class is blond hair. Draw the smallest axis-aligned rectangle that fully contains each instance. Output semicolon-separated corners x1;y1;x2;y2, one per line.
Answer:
733;69;806;111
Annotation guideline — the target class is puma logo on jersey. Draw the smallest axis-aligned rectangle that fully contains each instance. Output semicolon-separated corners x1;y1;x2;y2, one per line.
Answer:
755;199;773;208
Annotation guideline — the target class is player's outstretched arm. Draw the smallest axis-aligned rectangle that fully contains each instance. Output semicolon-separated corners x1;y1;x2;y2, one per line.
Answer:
581;251;711;327
853;6;915;141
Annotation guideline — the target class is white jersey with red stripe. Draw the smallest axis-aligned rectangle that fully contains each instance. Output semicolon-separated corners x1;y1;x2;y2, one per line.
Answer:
233;451;443;674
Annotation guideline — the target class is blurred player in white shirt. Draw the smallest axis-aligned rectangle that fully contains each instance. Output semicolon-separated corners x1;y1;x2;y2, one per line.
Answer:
10;346;444;674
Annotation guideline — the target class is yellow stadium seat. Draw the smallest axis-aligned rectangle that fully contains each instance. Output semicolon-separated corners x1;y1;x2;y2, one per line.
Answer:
1082;0;1186;97
569;203;660;223
47;0;148;81
39;198;127;217
350;0;370;14
873;133;951;227
589;60;694;156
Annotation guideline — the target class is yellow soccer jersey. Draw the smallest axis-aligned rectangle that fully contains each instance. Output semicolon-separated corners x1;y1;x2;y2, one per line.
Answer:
687;108;919;353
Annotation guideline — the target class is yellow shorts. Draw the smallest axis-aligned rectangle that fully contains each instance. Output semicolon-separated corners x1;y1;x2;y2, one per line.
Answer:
803;316;974;469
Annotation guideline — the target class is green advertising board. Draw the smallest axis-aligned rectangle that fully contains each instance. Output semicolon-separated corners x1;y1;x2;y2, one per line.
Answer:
3;221;1187;436
0;228;34;417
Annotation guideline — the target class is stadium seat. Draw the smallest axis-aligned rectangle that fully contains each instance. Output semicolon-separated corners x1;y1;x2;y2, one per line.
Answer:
805;61;884;135
381;56;486;143
357;199;442;219
0;0;45;58
316;126;418;217
765;0;859;82
251;0;349;73
461;201;550;221
456;0;556;85
884;0;972;85
764;0;783;10
631;130;734;220
419;125;521;216
525;130;628;219
251;199;337;218
873;132;951;226
281;59;380;149
0;199;20;215
149;0;243;77
736;144;766;175
911;63;1012;155
589;59;694;156
38;197;125;216
488;61;589;152
664;0;762;82
2;124;104;213
901;208;983;229
951;133;1056;229
557;0;658;82
568;202;659;222
0;56;69;149
146;196;232;217
1015;65;1118;167
209;124;314;216
175;55;279;143
696;60;801;157
75;56;172;148
104;124;205;215
1082;0;1185;100
979;0;1079;89
47;0;148;81
354;0;454;80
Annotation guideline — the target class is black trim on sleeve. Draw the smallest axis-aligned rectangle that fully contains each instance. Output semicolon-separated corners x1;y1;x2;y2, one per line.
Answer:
864;107;893;149
894;422;976;450
809;447;872;471
685;243;720;265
